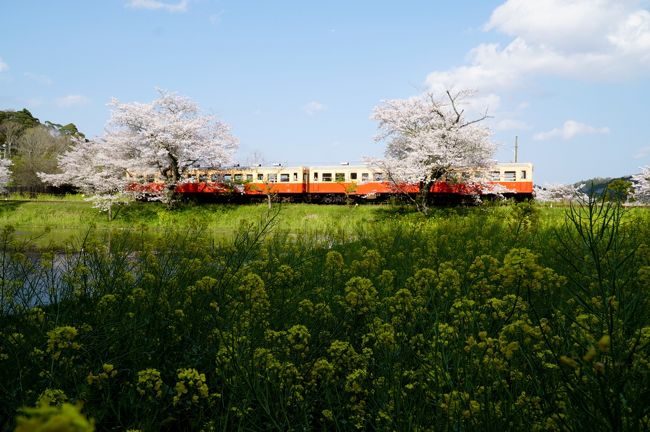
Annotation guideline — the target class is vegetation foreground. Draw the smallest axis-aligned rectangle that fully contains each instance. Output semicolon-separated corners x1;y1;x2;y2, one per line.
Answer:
1;199;649;431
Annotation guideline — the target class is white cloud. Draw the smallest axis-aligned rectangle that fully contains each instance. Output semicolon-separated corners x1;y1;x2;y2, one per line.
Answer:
0;57;8;72
485;0;632;52
303;101;326;115
533;120;610;141
426;0;650;95
463;92;502;117
608;10;650;61
494;118;529;131
56;94;89;108
24;72;52;85
125;0;188;12
422;0;650;146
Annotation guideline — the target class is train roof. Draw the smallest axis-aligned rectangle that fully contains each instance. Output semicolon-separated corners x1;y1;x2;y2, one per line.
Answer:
196;165;308;170
307;164;378;170
195;161;533;171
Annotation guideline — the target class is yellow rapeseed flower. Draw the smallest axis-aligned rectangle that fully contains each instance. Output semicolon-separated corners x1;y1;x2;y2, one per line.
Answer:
15;402;94;432
173;368;209;406
583;346;597;362
559;356;578;369
36;389;68;407
136;368;163;399
598;335;611;352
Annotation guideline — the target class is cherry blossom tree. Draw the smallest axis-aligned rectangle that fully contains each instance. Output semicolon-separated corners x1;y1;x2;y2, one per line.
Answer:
0;158;12;192
534;183;587;203
370;89;495;213
632;166;650;204
105;89;238;203
39;138;129;220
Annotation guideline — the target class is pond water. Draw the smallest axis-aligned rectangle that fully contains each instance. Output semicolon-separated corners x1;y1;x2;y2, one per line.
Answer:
0;251;80;312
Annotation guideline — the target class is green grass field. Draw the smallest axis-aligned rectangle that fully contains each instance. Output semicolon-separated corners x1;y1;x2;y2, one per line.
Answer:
0;196;586;242
0;199;391;247
0;198;503;248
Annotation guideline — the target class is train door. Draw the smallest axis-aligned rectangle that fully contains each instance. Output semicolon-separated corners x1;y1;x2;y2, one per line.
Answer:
303;168;310;194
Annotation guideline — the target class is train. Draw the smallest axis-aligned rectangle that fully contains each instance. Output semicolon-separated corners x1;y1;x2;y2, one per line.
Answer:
130;162;534;203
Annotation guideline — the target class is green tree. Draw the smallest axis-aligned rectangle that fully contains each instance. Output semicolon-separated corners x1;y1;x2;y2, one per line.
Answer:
12;126;73;188
0;108;40;130
0;121;22;158
605;178;633;202
44;120;85;139
0;109;41;157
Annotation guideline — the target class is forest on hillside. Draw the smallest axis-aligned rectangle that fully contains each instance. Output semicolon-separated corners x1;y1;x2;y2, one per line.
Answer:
0;109;84;191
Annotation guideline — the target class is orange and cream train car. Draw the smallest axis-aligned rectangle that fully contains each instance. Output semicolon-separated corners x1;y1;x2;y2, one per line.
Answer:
134;162;533;203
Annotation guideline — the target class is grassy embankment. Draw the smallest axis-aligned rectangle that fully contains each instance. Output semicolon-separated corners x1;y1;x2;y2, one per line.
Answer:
0;198;398;248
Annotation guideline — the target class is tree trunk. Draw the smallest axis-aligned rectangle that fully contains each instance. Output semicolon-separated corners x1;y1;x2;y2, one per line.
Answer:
165;182;177;207
164;153;181;208
416;180;434;215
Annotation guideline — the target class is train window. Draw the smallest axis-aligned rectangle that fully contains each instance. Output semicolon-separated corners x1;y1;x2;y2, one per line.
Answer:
246;174;253;182
490;171;500;181
504;171;516;181
199;174;207;182
146;176;154;183
224;174;232;182
322;173;332;182
361;173;369;182
234;174;243;182
350;172;358;180
520;170;527;180
257;174;264;181
211;174;220;182
280;173;290;182
293;173;298;181
313;172;319;181
374;173;383;181
268;173;277;183
335;173;345;182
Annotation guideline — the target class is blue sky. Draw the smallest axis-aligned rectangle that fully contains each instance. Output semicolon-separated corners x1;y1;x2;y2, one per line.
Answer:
1;0;649;184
